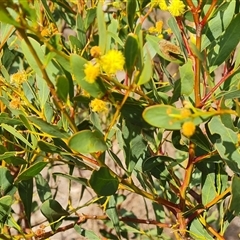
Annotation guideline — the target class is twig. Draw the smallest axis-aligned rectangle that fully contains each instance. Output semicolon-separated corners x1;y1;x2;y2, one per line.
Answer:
34;214;172;239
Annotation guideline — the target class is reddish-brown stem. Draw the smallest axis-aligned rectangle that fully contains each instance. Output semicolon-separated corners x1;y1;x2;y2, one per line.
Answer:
178;143;195;233
179;143;195;209
121;176;180;215
188;187;231;223
201;0;218;26
176;17;193;57
35;214;172;239
197;0;203;10
185;0;199;25
154;196;180;215
193;150;218;164
194;23;202;107
200;69;236;106
140;6;154;25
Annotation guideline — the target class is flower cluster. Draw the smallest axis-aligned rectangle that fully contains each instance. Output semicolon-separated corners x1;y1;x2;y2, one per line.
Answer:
181;121;196;138
84;47;125;84
148;20;172;38
9;97;21;109
148;20;164;38
90;98;108;113
100;50;125;75
11;71;27;85
151;0;185;17
84;62;100;83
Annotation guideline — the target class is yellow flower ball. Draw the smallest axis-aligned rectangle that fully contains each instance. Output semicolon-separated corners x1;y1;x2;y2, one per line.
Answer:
181;121;196;138
11;71;27;85
9;97;21;109
158;0;168;11
168;0;185;17
84;62;100;83
90;99;107;113
100;50;125;75
90;46;102;58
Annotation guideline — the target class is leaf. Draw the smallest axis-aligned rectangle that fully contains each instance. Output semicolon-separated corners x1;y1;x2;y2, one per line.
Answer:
85;7;96;30
234;47;240;70
0;146;17;160
68;130;107;154
142;156;172;180
106;196;121;238
70;54;106;98
142;105;214;130
19;114;38;149
172;130;188;152
21;37;59;81
16;162;48;182
18;179;33;225
189;218;213;240
56;75;69;103
191;126;212;153
3;156;27;166
53;172;88;187
40;0;55;23
1;123;34;149
0;6;21;27
229;175;240;215
0;167;14;198
0;196;13;224
168;16;187;59
201;171;217;205
40;199;69;231
124;33;139;77
130;135;147;159
108;150;126;171
208;116;240;173
38;140;62;153
126;0;136;32
179;59;194;96
20;37;45;77
209;14;240;73
97;2;107;53
152;202;165;235
76;13;86;49
35;174;52;203
89;167;119;196
202;1;236;50
28;116;69;139
216;89;240;100
74;225;101;239
36;75;50;108
137;48;152;85
0;113;22;125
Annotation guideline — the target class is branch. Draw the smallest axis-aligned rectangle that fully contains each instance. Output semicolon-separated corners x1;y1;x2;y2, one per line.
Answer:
34;214;172;239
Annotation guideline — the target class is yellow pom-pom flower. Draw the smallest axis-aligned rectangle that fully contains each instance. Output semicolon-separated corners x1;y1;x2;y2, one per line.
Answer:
155;20;164;32
90;99;108;113
90;46;102;58
84;62;100;83
168;0;185;17
11;71;27;85
158;0;168;11
100;50;125;75
181;121;196;138
9;97;21;109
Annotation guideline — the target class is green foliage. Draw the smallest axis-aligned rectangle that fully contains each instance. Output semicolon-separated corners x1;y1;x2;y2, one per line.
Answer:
0;0;239;239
